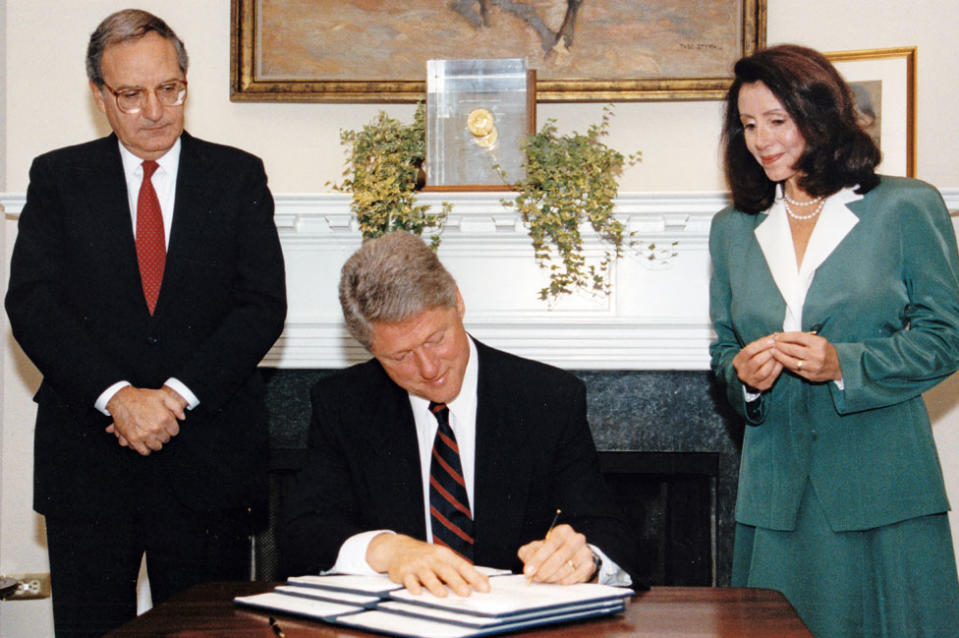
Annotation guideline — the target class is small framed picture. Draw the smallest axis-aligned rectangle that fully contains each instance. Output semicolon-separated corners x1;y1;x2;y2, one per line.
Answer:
826;47;916;177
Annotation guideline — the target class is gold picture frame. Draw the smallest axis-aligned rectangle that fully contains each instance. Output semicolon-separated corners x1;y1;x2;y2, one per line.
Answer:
231;0;766;103
825;47;916;177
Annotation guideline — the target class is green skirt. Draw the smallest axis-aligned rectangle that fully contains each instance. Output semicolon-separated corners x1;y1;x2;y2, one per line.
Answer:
732;481;959;638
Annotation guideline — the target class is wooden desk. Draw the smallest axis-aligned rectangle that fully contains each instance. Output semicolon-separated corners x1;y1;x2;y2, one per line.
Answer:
105;582;813;637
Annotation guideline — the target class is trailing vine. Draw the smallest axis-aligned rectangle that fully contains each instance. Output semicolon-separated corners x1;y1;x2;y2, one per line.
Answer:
329;104;449;248
331;103;639;301
501;105;640;301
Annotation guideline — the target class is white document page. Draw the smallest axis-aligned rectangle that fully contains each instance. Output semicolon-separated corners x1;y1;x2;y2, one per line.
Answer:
389;574;632;617
274;584;380;606
378;599;625;627
233;591;362;620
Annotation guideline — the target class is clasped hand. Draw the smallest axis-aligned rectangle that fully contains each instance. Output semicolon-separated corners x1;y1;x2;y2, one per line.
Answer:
733;331;841;391
366;523;596;598
105;385;187;456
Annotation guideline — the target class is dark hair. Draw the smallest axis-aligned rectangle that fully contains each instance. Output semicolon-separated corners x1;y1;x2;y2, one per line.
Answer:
722;44;880;213
339;232;459;350
86;9;188;87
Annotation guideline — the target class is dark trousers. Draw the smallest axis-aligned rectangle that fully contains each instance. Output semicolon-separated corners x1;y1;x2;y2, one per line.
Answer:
45;489;251;638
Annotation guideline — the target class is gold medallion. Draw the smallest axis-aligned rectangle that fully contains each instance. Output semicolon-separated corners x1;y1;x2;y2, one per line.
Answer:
467;108;495;137
474;127;498;149
467;108;498;149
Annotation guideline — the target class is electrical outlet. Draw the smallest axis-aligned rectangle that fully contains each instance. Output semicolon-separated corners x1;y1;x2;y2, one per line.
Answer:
4;573;51;600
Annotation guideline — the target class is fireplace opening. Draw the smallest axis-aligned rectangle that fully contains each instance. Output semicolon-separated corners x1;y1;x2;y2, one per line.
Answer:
599;451;719;586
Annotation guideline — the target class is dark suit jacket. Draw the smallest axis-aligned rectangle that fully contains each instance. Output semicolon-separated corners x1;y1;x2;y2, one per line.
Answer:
280;339;642;584
5;132;287;523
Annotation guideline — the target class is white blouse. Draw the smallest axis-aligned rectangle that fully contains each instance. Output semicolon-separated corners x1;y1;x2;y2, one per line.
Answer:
754;184;863;332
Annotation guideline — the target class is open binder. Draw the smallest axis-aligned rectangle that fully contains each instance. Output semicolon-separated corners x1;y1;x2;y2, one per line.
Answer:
235;572;633;638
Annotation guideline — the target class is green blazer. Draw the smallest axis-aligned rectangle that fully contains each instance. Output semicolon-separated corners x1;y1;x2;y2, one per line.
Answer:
710;176;959;531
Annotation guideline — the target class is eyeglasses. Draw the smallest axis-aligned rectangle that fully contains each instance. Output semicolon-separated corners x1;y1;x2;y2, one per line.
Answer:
101;80;187;114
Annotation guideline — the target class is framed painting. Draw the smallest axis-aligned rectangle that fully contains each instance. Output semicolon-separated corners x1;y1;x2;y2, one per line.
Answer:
231;0;766;103
826;47;916;177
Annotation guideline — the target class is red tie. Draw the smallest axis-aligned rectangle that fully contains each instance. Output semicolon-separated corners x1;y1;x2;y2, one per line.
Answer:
136;160;165;314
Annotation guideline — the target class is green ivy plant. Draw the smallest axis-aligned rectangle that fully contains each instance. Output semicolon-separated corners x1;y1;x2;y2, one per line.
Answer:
500;105;640;302
329;104;449;248
330;103;638;302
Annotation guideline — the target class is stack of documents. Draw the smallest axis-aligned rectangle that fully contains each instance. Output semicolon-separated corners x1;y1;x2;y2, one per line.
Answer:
235;571;633;638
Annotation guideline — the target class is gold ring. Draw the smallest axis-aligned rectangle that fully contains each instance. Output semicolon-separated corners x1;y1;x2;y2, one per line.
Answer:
797;360;803;370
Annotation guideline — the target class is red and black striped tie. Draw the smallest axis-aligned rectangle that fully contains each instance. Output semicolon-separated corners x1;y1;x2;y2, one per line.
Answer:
428;402;474;562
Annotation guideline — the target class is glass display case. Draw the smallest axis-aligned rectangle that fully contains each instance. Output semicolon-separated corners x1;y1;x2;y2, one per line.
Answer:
425;58;535;189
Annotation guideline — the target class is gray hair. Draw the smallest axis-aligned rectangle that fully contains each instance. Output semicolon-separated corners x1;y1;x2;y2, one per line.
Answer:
339;232;458;350
87;9;189;87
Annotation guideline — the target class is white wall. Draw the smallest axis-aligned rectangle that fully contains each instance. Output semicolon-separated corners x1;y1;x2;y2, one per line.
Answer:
0;0;6;625
3;1;959;636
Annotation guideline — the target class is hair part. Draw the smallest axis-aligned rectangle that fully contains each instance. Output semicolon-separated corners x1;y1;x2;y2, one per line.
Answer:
339;232;459;350
722;44;880;213
87;9;189;87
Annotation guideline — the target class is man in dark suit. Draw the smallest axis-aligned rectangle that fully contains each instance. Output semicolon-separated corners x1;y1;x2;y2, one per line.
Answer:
281;232;640;597
4;10;286;637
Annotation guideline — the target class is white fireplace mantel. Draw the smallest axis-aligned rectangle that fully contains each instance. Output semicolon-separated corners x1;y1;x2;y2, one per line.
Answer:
5;189;959;371
270;191;723;370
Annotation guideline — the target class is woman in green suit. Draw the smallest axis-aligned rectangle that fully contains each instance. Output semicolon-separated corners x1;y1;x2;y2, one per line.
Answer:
710;44;959;637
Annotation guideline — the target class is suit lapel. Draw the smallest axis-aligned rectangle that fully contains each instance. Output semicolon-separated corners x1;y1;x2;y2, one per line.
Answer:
753;203;795;318
472;343;531;552
754;187;862;330
801;189;862;277
156;132;216;314
80;136;145;310
365;368;428;538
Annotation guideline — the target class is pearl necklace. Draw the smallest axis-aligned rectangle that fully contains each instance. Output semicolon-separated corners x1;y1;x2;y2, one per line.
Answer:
784;197;825;220
783;191;824;207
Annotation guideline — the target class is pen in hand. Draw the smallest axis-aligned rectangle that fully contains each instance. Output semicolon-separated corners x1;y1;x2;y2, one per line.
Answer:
545;508;562;540
527;508;562;584
269;615;286;638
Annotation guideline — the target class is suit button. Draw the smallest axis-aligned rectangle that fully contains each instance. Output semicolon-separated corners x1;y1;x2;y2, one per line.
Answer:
146;335;159;345
810;431;818;441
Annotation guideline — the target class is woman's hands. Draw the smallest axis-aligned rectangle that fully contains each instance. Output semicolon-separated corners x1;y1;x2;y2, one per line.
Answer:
733;331;841;390
772;331;842;383
733;335;783;391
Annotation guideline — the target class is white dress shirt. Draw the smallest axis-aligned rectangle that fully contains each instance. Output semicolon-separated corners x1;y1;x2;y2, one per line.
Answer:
94;139;199;414
329;337;630;586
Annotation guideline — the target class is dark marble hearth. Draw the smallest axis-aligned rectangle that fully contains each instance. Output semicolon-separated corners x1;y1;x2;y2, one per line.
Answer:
260;369;743;586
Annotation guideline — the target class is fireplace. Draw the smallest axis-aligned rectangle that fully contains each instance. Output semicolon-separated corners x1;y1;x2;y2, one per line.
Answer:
221;191;743;584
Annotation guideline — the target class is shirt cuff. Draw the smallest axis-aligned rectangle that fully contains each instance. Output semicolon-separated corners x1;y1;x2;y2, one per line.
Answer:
96;381;131;416
589;544;632;587
833;377;845;391
326;530;395;575
164;378;199;409
743;386;762;403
